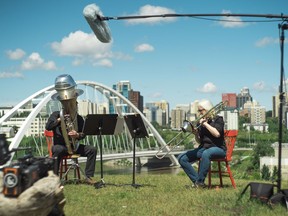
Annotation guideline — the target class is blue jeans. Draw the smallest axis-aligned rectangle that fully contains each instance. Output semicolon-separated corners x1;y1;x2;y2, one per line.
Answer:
177;146;226;184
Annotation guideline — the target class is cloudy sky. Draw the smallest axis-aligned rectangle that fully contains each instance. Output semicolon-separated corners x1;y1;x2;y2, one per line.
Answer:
0;0;287;110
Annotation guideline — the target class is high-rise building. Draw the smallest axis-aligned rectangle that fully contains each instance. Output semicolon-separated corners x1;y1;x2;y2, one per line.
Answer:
143;107;152;122
154;100;169;125
272;95;277;117
250;105;266;124
243;101;266;124
219;110;238;130
155;109;166;126
236;87;252;110
272;80;288;129
222;93;237;109
170;108;186;129
242;100;268;132
112;81;144;114
144;100;169;126
129;90;143;113
113;81;131;98
170;104;190;129
112;81;132;113
78;100;98;116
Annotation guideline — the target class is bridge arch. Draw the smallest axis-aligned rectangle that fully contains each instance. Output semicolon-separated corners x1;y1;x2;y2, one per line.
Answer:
0;80;178;167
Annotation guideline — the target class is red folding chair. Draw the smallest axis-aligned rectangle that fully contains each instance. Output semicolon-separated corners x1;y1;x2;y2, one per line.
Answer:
207;130;238;189
44;130;81;182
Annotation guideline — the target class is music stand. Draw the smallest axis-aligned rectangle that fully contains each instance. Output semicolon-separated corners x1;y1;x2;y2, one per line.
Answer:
83;114;120;188
124;114;149;188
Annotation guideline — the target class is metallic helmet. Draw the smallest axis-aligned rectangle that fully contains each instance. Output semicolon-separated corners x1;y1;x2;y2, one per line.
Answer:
51;74;83;101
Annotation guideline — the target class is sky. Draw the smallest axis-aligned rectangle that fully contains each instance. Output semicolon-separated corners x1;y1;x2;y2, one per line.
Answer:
0;0;288;111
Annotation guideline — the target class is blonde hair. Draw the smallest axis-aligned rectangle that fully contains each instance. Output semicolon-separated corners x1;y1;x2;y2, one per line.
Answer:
198;99;213;111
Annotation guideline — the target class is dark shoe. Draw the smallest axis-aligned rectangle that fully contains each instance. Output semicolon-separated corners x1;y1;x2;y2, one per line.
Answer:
195;182;207;189
95;180;105;189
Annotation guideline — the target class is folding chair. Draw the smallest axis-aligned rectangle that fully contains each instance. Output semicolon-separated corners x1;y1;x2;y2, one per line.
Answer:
207;130;238;189
44;130;86;183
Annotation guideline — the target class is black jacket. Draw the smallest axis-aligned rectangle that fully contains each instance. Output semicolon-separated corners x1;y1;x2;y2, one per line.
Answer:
45;111;85;145
198;115;226;150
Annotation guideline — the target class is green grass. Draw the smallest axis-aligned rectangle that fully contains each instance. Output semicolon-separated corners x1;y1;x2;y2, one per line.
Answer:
62;172;287;216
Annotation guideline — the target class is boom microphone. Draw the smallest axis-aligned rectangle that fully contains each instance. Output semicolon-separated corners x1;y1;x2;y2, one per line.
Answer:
83;4;112;43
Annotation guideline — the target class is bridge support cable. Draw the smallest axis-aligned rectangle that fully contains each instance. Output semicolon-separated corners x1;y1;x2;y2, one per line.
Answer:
77;81;179;166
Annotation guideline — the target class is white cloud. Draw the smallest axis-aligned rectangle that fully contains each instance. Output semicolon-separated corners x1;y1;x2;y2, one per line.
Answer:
72;58;85;66
126;5;177;25
253;81;265;91
51;31;112;57
135;43;154;52
92;59;113;68
6;49;26;60
255;37;278;47
217;10;246;28
197;82;217;93
51;31;131;67
111;52;132;61
44;61;58;70
21;52;57;70
253;81;276;93
0;71;24;78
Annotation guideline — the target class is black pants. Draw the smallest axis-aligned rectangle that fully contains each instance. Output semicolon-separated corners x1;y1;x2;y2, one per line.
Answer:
52;144;97;178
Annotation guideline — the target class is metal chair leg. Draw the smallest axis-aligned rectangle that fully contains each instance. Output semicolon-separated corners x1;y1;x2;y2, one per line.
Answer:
60;158;87;184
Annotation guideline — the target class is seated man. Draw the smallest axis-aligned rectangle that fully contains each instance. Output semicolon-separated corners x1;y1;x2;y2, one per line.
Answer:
46;74;97;184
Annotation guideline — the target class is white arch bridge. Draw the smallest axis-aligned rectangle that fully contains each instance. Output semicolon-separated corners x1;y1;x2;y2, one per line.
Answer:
0;80;179;168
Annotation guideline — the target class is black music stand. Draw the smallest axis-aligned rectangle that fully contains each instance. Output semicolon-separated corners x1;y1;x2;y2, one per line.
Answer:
124;114;149;188
83;114;119;188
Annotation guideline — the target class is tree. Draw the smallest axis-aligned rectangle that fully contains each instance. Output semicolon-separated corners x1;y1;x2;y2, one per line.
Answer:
271;166;278;181
261;164;271;180
238;116;249;130
251;142;274;169
266;117;279;133
266;110;272;118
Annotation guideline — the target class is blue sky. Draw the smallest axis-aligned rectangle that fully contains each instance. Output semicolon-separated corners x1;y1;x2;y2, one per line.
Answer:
0;0;287;111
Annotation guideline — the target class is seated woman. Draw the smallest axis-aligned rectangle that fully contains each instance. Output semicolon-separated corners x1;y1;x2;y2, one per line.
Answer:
177;99;226;188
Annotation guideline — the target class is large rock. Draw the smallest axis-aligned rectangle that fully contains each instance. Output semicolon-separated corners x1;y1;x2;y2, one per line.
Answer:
0;171;65;216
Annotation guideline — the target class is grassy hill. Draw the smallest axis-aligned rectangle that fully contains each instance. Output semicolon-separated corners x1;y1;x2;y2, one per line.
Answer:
62;126;285;215
63;172;287;216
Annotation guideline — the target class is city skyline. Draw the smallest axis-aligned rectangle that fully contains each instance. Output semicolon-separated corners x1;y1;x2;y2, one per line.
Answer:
0;1;287;111
0;79;266;113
